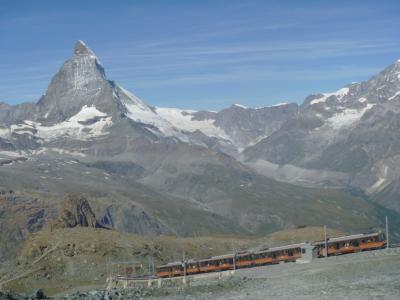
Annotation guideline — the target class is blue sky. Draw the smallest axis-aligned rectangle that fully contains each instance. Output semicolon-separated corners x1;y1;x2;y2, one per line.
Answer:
1;0;399;110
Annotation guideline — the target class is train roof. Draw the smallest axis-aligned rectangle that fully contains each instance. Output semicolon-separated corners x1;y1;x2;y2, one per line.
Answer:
155;232;383;270
198;253;235;262
156;261;182;269
253;243;306;254
312;232;381;245
157;258;202;268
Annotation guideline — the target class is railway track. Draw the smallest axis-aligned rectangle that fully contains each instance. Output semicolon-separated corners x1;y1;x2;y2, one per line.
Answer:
111;232;391;281
154;232;387;279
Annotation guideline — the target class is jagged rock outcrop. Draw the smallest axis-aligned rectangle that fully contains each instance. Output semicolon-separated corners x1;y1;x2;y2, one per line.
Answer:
50;194;102;229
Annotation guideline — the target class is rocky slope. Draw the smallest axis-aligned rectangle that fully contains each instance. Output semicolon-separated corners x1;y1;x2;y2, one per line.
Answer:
0;190;56;263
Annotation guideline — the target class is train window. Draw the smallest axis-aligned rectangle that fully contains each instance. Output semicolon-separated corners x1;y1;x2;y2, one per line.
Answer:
301;249;306;254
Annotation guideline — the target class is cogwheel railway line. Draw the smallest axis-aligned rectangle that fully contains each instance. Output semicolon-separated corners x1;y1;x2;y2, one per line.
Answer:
109;231;389;286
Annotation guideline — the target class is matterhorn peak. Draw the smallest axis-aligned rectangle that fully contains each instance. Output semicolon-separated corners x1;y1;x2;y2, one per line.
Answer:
74;40;96;57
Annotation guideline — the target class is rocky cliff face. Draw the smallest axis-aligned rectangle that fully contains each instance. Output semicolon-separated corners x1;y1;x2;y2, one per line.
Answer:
37;41;130;125
50;194;102;229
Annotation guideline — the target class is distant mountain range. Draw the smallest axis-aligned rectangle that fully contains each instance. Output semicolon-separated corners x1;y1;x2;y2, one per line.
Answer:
1;41;400;262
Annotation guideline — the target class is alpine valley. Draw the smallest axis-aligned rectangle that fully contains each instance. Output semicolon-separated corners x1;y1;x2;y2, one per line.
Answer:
1;41;400;264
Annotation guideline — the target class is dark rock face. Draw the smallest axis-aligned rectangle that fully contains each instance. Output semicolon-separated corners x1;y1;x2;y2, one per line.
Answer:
0;102;37;126
99;204;171;235
51;194;102;229
243;115;323;165
74;40;96;56
214;103;299;148
36;41;121;124
32;288;46;299
0;137;15;151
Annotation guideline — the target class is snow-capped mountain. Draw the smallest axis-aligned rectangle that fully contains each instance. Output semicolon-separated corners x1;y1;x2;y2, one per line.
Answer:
1;40;400;232
2;41;400;267
0;41;299;155
242;59;400;212
0;41;192;151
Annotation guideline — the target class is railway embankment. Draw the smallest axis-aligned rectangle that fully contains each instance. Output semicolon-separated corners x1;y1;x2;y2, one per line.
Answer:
2;248;399;299
106;269;236;290
66;247;399;300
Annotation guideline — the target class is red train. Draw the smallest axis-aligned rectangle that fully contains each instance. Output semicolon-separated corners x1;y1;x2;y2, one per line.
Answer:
156;232;386;278
312;232;386;257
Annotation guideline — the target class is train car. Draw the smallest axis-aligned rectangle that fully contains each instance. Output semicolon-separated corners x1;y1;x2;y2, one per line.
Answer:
253;243;304;266
186;259;200;275
252;249;275;266
235;252;255;269
155;232;386;279
156;261;183;278
198;254;235;273
313;232;386;257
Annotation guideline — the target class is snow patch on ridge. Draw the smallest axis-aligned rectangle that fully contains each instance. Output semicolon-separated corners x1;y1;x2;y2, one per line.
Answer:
70;105;107;122
310;87;350;105
117;85;152;113
271;103;289;107
117;84;229;142
36;105;113;141
155;107;230;140
36;105;112;141
115;85;235;142
367;165;390;194
327;104;375;129
7;106;113;142
358;97;367;103
233;104;247;109
48;147;87;157
388;91;400;101
0;127;10;138
118;85;184;138
0;150;24;158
